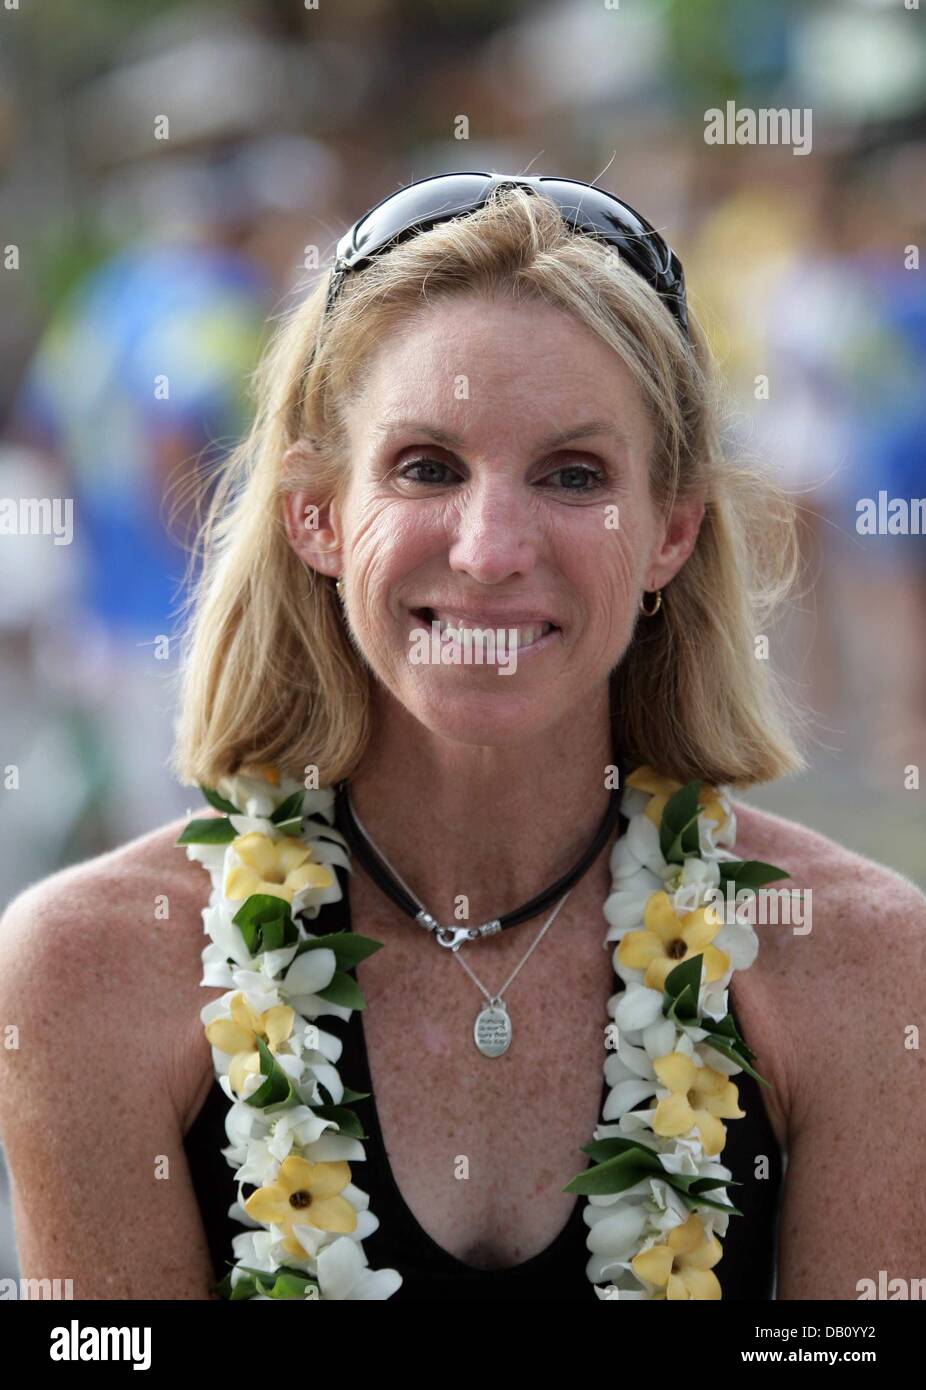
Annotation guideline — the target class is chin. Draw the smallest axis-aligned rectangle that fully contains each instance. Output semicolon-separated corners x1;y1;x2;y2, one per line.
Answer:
401;683;560;746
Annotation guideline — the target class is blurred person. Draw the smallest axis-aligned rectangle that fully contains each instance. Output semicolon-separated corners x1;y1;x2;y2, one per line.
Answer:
0;444;99;899
2;175;925;1306
829;236;926;783
9;192;270;840
8;135;339;842
683;174;854;728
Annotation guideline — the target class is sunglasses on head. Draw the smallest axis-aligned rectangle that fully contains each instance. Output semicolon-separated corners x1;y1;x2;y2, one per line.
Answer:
322;170;689;339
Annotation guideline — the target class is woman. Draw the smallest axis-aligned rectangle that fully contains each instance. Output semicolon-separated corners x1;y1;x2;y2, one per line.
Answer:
1;173;923;1302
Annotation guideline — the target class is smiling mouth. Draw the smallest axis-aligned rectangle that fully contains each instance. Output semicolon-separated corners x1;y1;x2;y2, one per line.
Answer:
410;607;561;646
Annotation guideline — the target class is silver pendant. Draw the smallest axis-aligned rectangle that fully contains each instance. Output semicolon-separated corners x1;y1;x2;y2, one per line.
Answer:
474;998;511;1057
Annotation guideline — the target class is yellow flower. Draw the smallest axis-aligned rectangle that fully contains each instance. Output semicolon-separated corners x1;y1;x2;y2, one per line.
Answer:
650;1051;745;1156
617;889;729;992
204;990;296;1097
627;765;726;834
224;830;334;904
631;1213;723;1299
244;1155;357;1256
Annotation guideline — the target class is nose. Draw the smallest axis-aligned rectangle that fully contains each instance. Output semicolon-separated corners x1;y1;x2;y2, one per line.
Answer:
445;475;540;584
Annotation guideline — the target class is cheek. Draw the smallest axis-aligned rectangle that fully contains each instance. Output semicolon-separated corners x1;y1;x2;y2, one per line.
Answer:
562;513;640;599
568;535;642;654
353;505;444;593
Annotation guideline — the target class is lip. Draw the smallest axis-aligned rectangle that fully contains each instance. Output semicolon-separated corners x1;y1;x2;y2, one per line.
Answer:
405;607;562;657
409;605;561;628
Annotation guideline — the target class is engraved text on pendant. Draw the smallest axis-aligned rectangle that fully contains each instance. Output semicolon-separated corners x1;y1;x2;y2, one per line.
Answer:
474;1002;511;1057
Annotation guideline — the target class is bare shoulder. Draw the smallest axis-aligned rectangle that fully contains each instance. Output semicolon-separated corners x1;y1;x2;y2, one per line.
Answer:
729;799;926;1297
0;818;226;1297
728;794;926;1123
0;814;219;1129
729;794;926;932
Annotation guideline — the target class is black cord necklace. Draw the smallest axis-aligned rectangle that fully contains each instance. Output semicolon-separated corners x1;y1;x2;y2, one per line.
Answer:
332;748;627;950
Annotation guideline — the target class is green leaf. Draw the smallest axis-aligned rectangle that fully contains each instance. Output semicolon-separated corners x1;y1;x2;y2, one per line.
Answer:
672;1171;743;1216
339;1086;371;1104
669;1171;738;1196
227;1263;321;1300
264;1272;319;1299
226;1274;259;1300
260;913;297;952
718;860;791;891
699;1033;771;1088
704;1009;751;1053
176;816;236;845
578;1136;660;1164
294;931;384;969
310;1103;366;1139
316;969;366;1011
274;817;306;838
697;1009;770;1086
564;1144;663;1196
678;1188;743;1218
199;784;241;816
246;1037;296;1109
662;953;703;1024
665;811;703;865
270;791;307;825
659;781;702;862
568;1147;747;1211
563;1160;656;1197
232;894;298;954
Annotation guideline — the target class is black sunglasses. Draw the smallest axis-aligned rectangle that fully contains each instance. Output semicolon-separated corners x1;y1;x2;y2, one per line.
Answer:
322;171;689;339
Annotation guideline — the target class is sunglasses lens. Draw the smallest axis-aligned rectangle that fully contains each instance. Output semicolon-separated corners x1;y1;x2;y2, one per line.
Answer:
537;179;672;275
343;173;498;264
333;172;687;334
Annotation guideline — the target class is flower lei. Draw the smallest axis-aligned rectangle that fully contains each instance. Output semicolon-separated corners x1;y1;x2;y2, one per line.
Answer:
178;762;787;1300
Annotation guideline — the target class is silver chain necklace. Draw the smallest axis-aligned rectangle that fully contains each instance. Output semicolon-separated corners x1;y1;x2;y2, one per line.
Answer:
346;793;572;1057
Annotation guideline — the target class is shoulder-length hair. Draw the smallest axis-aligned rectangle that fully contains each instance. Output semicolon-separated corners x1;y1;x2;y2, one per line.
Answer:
168;185;809;793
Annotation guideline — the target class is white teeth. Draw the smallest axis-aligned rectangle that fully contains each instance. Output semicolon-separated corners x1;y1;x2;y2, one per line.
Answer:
432;614;553;646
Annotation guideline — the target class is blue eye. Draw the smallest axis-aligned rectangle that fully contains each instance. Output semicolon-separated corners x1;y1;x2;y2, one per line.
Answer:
546;465;606;492
397;458;607;492
398;458;451;484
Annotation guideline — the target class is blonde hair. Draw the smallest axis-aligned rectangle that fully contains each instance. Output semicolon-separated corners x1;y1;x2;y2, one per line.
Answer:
168;184;809;793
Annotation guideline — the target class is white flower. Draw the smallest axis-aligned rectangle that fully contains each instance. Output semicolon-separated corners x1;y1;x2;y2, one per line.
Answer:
183;759;763;1304
612;982;664;1032
610;812;670;880
215;771;299;820
603;865;666;938
315;1236;403;1300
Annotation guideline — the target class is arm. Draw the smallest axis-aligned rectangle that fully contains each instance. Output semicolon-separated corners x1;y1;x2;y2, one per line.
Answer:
775;867;926;1299
0;874;217;1300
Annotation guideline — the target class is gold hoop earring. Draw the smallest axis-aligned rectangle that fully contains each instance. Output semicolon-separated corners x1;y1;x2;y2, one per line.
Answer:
640;588;662;617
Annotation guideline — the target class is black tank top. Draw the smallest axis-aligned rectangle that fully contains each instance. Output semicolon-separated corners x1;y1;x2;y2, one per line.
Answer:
185;808;785;1300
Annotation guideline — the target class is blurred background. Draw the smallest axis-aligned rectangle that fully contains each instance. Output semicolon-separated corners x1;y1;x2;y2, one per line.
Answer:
1;0;924;1282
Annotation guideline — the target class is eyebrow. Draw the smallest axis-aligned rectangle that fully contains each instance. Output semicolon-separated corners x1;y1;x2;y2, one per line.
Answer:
370;418;630;454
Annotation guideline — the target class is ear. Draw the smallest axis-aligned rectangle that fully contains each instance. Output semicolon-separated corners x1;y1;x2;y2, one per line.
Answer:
646;495;706;590
280;441;343;580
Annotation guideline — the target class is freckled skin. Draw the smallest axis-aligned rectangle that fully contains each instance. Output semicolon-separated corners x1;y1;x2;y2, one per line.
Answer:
331;296;668;750
8;296;923;1295
282;291;705;927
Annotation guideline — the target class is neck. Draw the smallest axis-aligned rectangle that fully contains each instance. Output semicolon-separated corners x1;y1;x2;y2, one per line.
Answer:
343;685;621;926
